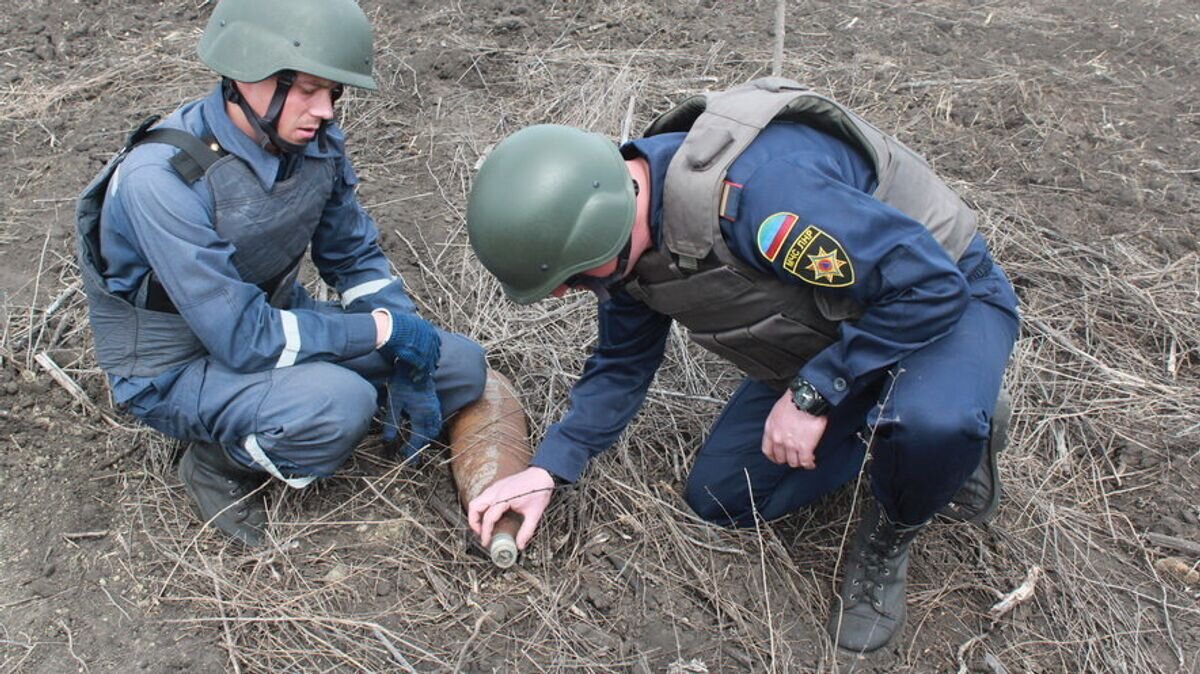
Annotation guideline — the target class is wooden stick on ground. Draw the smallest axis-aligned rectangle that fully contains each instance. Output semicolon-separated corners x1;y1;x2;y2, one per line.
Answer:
35;351;90;405
990;565;1043;619
772;0;786;76
34;351;122;428
1145;533;1200;558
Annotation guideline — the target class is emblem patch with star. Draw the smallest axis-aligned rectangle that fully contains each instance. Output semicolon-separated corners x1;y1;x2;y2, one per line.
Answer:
780;225;855;287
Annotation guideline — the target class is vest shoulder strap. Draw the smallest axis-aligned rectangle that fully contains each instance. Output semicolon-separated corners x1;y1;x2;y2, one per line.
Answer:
653;78;813;264
130;120;227;184
649;78;901;266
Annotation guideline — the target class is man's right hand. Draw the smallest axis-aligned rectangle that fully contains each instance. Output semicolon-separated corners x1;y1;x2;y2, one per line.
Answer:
468;466;556;550
762;390;828;469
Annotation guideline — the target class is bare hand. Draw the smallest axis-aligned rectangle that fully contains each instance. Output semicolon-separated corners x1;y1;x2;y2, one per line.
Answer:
467;466;556;550
761;391;828;469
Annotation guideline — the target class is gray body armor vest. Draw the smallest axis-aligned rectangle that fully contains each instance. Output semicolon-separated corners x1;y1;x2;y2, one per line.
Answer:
76;117;335;378
623;78;978;390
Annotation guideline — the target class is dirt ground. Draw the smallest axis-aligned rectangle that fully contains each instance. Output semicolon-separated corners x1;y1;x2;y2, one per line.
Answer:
2;0;1198;672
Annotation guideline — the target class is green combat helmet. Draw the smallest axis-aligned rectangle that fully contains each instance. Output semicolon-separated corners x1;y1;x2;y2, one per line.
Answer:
198;0;376;90
467;125;636;304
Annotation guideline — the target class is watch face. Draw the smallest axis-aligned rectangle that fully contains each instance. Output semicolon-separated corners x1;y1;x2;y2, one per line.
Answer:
796;386;816;407
790;379;826;414
792;384;815;408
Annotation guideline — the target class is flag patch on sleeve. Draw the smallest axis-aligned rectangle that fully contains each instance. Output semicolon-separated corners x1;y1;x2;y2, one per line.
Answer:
756;212;799;262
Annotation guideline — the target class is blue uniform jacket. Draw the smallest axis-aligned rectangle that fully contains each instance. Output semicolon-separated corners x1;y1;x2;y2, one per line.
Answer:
100;85;403;403
533;123;997;482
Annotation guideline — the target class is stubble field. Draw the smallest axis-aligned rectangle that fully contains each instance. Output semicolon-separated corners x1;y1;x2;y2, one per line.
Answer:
1;1;1198;672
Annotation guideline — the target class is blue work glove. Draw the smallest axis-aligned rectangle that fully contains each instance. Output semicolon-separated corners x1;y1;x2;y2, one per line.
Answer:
381;367;443;465
379;312;442;382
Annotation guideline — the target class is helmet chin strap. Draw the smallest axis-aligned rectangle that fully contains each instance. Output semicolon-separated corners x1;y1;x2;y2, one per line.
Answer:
605;178;642;281
222;72;325;156
564;235;633;304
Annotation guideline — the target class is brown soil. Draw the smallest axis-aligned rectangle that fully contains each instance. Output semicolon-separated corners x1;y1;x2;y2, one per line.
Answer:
2;1;1198;672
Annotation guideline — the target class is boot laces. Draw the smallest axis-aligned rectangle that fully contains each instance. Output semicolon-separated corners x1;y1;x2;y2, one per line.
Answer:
223;476;256;517
226;476;247;496
848;516;902;610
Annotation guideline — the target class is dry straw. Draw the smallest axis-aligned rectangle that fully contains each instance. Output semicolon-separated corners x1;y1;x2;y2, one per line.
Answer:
2;2;1197;672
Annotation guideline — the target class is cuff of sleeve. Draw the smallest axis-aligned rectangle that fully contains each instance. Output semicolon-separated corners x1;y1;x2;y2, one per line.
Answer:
346;312;381;356
530;445;587;484
799;356;853;408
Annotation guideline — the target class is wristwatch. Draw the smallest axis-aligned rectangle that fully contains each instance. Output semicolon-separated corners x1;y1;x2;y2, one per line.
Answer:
789;376;830;416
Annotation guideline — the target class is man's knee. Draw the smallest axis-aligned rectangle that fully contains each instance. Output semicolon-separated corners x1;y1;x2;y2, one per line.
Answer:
318;373;377;446
684;473;752;527
265;364;377;475
892;403;989;464
434;332;487;415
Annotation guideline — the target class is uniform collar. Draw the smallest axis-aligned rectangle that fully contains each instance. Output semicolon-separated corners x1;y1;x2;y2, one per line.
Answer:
199;84;339;190
621;133;684;249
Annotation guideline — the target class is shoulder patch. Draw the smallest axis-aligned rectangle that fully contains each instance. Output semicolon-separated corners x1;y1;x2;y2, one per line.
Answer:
756;212;799;262
781;225;855;287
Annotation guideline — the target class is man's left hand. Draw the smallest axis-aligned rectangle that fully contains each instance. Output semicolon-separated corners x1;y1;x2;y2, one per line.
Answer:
762;391;828;469
383;369;442;463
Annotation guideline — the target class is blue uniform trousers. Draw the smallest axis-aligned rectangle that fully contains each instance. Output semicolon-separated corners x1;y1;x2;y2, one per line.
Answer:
124;290;487;478
684;267;1019;527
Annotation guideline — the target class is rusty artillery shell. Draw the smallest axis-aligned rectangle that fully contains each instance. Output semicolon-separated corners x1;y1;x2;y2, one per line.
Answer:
448;370;531;568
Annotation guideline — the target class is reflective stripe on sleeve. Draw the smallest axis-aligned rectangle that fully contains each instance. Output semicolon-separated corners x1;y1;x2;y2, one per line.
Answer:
275;310;301;368
244;434;316;489
340;278;394;308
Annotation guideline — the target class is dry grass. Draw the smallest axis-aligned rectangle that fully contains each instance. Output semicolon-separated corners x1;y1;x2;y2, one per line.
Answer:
1;1;1198;672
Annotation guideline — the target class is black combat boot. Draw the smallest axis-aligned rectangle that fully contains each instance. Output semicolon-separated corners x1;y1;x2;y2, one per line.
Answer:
178;442;267;547
939;389;1012;523
827;498;923;653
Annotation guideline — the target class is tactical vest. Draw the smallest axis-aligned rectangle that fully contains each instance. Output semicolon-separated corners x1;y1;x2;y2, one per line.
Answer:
76;116;336;378
623;78;978;390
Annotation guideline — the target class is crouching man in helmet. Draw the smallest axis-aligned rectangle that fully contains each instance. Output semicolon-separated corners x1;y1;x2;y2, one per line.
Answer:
465;79;1019;653
75;0;489;547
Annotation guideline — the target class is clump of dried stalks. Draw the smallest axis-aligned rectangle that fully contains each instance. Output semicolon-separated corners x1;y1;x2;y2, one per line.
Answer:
2;2;1197;673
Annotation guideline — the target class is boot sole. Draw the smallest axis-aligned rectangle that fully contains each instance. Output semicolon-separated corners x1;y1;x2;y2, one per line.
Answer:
828;599;907;654
971;389;1011;523
939;389;1011;523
